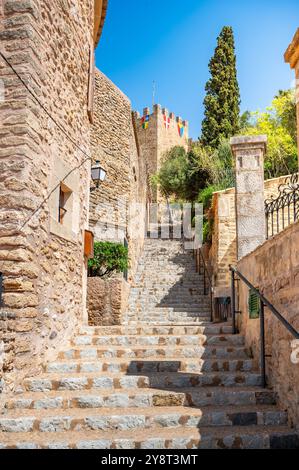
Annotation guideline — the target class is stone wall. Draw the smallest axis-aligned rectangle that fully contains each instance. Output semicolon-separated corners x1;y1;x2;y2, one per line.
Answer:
87;277;129;326
210;188;236;297
210;174;294;295
237;221;299;428
89;70;131;244
0;0;93;392
135;105;189;202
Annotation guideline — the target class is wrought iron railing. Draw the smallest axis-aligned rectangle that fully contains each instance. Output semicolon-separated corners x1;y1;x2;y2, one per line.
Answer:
0;272;3;308
230;265;299;388
193;246;213;322
265;172;299;239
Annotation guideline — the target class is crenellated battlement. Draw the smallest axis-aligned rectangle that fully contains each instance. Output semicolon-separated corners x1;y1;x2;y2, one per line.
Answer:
134;104;189;129
133;103;189;202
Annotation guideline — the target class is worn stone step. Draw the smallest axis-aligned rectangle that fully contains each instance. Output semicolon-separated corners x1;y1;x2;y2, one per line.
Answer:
125;316;212;324
0;405;288;434
3;387;278;411
45;358;254;374
0;425;298;449
58;344;249;360
128;307;210;313
124;319;213;325
22;371;262;392
79;323;233;336
72;334;244;347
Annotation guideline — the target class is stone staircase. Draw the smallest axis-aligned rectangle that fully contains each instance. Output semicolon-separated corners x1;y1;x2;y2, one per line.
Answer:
125;239;211;324
0;238;298;449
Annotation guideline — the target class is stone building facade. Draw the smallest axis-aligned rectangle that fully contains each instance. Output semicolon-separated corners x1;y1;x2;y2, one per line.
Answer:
89;69;149;276
285;28;299;160
87;70;150;325
0;0;107;392
87;72;191;324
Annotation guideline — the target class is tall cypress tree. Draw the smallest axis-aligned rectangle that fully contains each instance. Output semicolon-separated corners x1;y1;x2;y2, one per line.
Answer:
201;26;240;149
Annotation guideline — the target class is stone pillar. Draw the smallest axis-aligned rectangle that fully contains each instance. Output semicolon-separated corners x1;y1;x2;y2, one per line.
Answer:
284;29;299;168
230;136;267;260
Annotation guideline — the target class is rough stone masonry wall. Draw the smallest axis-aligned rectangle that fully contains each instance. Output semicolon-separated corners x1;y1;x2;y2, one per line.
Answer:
0;0;92;392
237;221;299;428
88;70;148;324
87;277;130;326
90;70;131;245
210;175;293;296
210;188;236;297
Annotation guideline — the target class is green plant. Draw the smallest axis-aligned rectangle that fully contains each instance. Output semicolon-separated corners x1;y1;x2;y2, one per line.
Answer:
88;241;129;278
197;185;219;211
202;215;214;244
240;89;298;178
201;26;241;149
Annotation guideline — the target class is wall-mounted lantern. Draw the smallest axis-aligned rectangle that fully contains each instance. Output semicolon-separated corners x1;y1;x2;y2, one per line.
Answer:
91;160;107;190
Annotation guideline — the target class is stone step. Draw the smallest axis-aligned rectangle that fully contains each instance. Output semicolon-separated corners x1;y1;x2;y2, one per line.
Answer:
128;297;209;303
0;405;288;434
130;286;205;291
124;318;212;324
0;425;298;449
72;334;244;347
127;306;209;312
22;372;262;392
3;387;278;411
58;344;249;360
124;319;213;325
79;323;233;336
45;358;254;374
126;314;211;320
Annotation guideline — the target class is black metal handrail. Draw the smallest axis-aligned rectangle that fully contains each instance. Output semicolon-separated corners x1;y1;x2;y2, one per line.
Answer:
194;246;213;322
230;265;299;388
265;172;299;239
0;272;3;308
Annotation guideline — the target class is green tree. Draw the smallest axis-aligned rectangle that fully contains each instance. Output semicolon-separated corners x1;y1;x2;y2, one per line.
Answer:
151;146;213;202
201;26;240;149
240;89;298;178
88;242;129;278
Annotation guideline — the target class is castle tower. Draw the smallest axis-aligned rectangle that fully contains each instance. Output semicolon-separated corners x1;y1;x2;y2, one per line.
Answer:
134;104;189;202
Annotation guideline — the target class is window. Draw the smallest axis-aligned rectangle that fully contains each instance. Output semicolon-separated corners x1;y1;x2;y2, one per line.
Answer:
49;158;80;242
58;183;71;225
248;288;260;319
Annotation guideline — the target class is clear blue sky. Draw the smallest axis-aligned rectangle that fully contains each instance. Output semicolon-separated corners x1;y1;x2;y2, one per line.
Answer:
96;0;298;139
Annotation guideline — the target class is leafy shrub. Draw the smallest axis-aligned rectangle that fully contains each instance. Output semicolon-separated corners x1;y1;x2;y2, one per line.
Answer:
88;241;129;278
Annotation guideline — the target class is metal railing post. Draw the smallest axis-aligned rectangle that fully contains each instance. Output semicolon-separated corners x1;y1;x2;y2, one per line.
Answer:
0;272;3;308
260;300;266;388
231;269;236;334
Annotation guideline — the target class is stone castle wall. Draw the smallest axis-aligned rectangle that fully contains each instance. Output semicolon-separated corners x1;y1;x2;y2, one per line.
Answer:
0;0;93;392
134;105;189;201
237;221;299;428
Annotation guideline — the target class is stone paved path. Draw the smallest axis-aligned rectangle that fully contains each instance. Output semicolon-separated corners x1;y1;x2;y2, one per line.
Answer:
0;239;298;449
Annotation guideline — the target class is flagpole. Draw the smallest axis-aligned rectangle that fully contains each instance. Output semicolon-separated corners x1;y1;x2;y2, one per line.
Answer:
152;80;156;109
